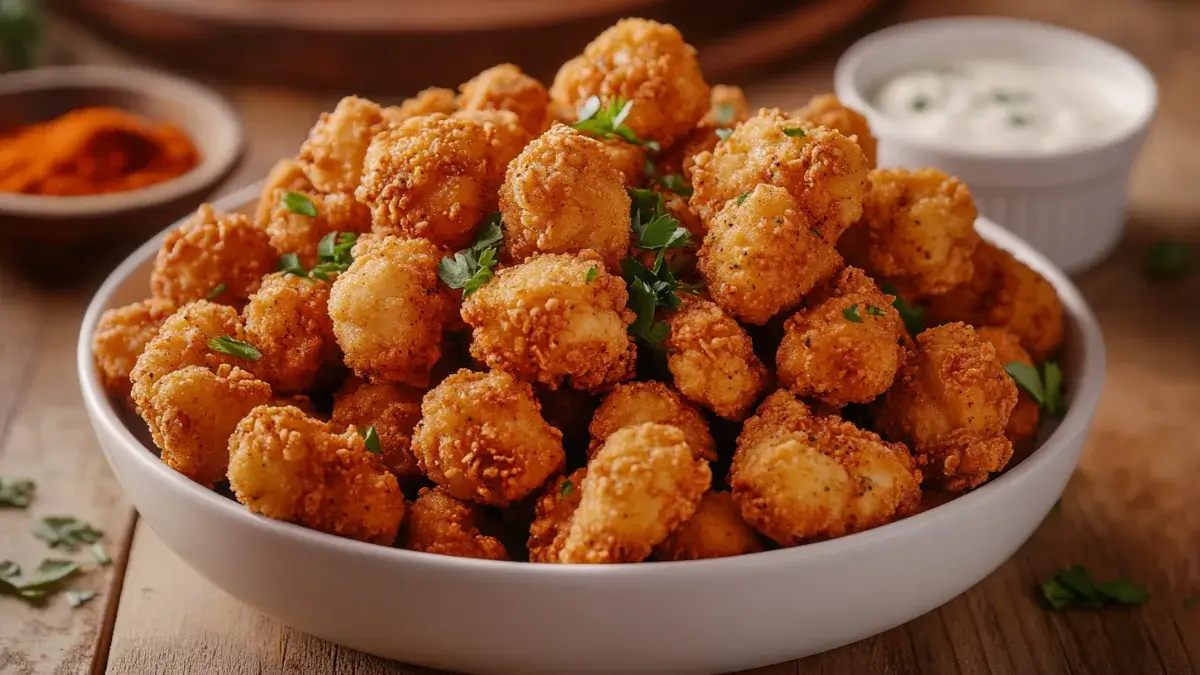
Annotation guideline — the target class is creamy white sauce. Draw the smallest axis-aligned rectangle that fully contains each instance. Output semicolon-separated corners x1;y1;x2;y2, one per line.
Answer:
873;60;1132;153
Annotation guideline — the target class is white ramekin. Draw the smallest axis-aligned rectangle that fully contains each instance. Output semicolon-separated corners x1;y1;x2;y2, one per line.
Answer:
834;17;1157;273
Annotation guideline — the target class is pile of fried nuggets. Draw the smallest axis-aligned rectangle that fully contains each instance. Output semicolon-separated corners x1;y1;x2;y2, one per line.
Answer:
91;18;1064;564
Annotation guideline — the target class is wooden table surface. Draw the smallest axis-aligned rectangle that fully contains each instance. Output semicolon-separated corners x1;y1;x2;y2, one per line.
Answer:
2;0;1198;673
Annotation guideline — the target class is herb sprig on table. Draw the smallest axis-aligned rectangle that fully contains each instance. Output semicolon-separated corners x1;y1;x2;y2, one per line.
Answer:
1040;565;1147;610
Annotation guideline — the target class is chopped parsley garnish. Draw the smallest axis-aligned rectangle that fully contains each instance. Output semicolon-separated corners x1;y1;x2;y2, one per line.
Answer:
207;336;262;361
712;102;736;125
1040;565;1147;610
736;192;750;206
656;173;693;197
204;284;226;301
0;477;35;508
33;516;103;552
621;188;700;350
0;559;80;605
809;227;823;239
358;426;382;455
1005;360;1067;417
715;128;734;141
1144;240;1191;282
561;479;574;496
309;232;358;280
438;213;503;297
866;304;887;317
67;589;97;608
881;283;925;336
281;191;317;217
842;304;862;323
89;544;111;566
278;253;307;278
572;96;659;151
783;127;807;138
586;267;598;283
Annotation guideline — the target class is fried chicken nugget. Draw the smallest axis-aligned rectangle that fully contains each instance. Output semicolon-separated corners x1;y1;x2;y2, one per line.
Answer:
975;327;1040;453
698;183;843;325
461;252;636;392
499;124;631;270
298;95;387;194
242;272;337;394
659;85;750;185
776;267;906;407
383;87;457;126
527;468;587;563
330;377;424;478
793;94;878;168
588;382;716;461
457;64;550;137
653;491;763;561
130;300;244;406
228;405;404;545
92;297;177;399
328;236;446;387
263;189;371;268
411;369;565;507
703;85;751;128
665;297;768;420
840;167;981;300
560;423;711;563
550;18;709;148
403;486;509;560
690;109;869;241
255;158;314;228
150;204;278;306
876;323;1018;491
730;390;922;545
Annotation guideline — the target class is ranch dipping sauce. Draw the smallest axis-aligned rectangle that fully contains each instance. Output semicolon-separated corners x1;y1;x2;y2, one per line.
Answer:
872;59;1132;154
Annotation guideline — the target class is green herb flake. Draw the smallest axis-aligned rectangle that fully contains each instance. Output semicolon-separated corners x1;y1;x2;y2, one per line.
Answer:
207;335;262;361
67;589;97;608
881;283;925;336
572;97;658;151
621;189;702;352
278;253;307;278
0;477;35;508
712;102;736;125
842;304;862;323
204;284;226;301
715;128;734;141
657;174;693;197
1040;564;1146;610
866;304;887;317
309;231;359;280
1144;240;1192;283
1005;362;1045;406
0;561;19;579
358;426;382;455
586;267;598;283
1042;360;1066;417
89;544;111;566
561;479;574;496
33;517;103;552
736;192;750;206
783;127;807;138
439;214;504;297
0;559;81;605
281;191;318;217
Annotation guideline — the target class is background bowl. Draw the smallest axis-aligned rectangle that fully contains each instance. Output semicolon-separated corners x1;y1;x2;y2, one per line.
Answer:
77;185;1106;675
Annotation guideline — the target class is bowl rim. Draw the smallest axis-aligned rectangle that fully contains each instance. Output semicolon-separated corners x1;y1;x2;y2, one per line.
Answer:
77;184;1107;577
833;16;1158;163
0;65;244;217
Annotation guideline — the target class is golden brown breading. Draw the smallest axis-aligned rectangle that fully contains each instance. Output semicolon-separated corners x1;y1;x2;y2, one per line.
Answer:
657;85;750;185
793;94;878;168
146;364;272;486
298;96;387;193
653;491;762;561
263;189;371;268
330;377;424;478
150;204;278;306
527;468;587;563
690;109;869;241
840;167;981;300
357;113;522;250
876;322;1018;491
93;298;177;399
411;369;565;506
457;63;550;137
730;390;921;545
702;85;751;128
776;267;906;407
560;423;710;563
449;109;531;194
243;272;336;394
403;486;509;560
499;124;631;270
255;158;314;228
328;236;446;387
698;183;843;325
975;327;1040;453
228;405;405;545
461;252;636;392
383;87;458;126
599;139;647;188
588;381;716;461
550;18;709;148
129;300;244;408
665;297;767;420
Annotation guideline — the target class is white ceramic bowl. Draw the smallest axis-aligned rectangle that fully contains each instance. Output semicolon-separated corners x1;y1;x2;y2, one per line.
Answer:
77;185;1106;675
834;17;1157;273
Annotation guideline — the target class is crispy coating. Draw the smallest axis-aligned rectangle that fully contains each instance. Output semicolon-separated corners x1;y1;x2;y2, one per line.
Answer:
93;298;177;399
330;377;424;477
263;189;371;268
527;468;587;563
150;204;278;306
550;18;709;148
588;382;716;461
461;252;636;392
328;236;446;387
777;267;906;406
794;94;877;168
658;85;751;184
840;168;981;300
976;327;1040;453
243;272;336;394
698;183;843;325
730;390;922;545
457;64;550;137
499;124;631;270
145;364;272;486
702;85;751;128
560;423;711;563
403;486;509;560
925;242;1065;361
357;112;523;250
411;369;565;506
599;139;647;188
876;323;1018;491
255;158;314;228
228;405;404;545
690;109;869;240
383;87;457;126
298;95;386;193
653;491;763;561
666;297;767;420
130;300;244;408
